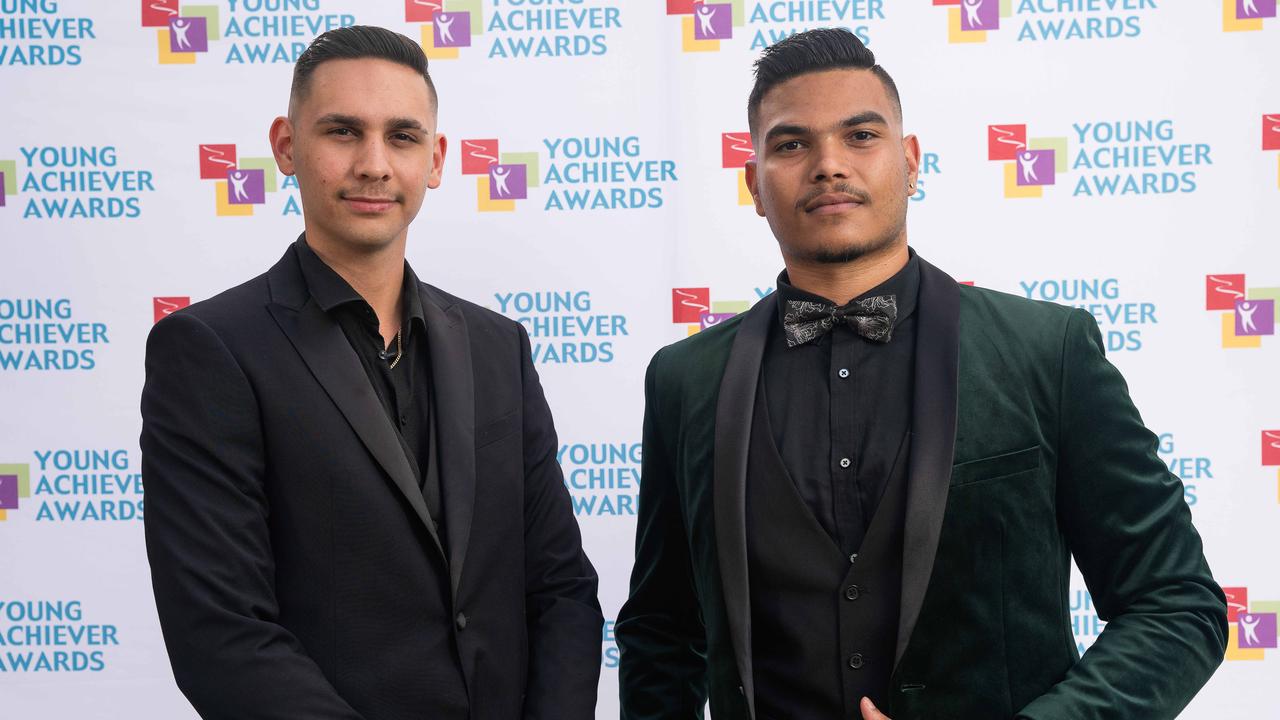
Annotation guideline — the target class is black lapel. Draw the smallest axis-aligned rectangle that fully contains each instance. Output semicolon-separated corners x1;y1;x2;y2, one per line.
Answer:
265;247;445;558
712;293;774;719
894;255;961;668
421;284;476;601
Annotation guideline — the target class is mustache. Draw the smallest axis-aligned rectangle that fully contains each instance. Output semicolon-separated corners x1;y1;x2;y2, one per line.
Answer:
795;183;871;212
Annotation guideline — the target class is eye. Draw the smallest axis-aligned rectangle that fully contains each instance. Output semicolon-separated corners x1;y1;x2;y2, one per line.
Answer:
391;132;419;143
329;127;356;137
850;130;876;142
774;140;804;153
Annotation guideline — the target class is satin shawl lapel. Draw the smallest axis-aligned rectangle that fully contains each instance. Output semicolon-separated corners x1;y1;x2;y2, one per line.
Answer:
265;249;445;559
712;294;774;719
421;284;476;601
894;256;961;669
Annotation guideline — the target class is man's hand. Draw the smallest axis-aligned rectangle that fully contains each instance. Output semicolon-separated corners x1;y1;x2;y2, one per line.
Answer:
861;697;891;720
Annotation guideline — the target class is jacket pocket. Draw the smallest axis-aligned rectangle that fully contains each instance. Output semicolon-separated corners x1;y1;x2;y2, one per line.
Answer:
476;409;520;448
950;445;1040;487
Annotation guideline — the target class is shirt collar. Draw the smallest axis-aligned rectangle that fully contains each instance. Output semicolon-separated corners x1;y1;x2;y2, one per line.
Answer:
774;248;920;330
295;234;426;330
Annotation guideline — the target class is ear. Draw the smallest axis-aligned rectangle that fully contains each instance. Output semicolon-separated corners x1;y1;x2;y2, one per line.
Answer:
902;133;922;196
269;116;296;177
744;158;766;218
427;133;447;190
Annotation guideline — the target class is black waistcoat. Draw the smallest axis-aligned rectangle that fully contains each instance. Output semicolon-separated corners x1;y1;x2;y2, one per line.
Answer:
746;379;908;718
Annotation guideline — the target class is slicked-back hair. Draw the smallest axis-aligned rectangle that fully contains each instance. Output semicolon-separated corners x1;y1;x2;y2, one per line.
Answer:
290;25;437;113
747;28;901;139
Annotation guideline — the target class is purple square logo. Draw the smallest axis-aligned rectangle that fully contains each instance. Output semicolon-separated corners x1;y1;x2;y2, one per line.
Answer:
434;12;471;48
1235;299;1275;336
0;474;18;510
694;4;733;40
1237;0;1277;19
169;17;208;53
488;164;527;200
700;312;737;330
226;168;266;205
0;171;6;208
1015;149;1055;186
1238;612;1278;649
961;0;1000;31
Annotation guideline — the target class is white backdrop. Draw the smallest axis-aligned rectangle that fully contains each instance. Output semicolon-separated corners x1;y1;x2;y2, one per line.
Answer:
1;1;1278;717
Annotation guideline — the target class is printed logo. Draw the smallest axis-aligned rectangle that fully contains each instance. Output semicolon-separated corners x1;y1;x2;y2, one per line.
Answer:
460;138;538;211
1019;278;1155;352
196;143;285;216
1205;274;1279;349
1224;0;1277;31
0;146;156;219
1224;587;1280;660
667;0;880;53
140;1;355;65
0;298;110;372
405;0;621;60
1263;114;1280;188
936;0;1153;43
987;124;1067;198
0;600;119;673
1263;430;1280;504
0;464;31;521
152;297;191;324
721;132;755;206
672;287;773;336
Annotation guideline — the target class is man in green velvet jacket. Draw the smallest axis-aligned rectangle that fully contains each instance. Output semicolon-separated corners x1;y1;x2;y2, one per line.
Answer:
616;29;1226;720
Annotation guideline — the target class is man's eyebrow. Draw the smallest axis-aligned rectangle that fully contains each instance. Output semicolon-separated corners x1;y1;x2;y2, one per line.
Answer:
763;124;809;143
841;111;889;128
386;117;425;131
315;113;363;128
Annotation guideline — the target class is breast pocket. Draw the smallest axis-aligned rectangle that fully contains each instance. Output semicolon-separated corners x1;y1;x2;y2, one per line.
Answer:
950;445;1041;487
475;409;520;449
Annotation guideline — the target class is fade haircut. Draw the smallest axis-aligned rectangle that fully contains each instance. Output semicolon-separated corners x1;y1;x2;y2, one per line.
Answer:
747;28;901;139
290;25;437;114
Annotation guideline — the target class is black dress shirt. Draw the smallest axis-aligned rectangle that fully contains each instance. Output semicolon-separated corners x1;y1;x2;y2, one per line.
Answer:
762;252;919;558
296;237;443;532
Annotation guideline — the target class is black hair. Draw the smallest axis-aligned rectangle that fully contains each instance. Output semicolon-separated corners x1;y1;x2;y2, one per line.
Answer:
291;25;437;110
748;28;901;138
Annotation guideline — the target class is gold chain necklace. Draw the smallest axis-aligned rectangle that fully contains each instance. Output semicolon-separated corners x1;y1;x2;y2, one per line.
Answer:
387;330;403;370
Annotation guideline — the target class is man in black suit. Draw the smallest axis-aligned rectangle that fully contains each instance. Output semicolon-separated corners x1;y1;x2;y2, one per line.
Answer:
141;26;602;720
616;29;1225;720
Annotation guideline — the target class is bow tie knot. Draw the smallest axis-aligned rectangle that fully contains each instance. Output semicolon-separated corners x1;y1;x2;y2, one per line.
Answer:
783;295;898;347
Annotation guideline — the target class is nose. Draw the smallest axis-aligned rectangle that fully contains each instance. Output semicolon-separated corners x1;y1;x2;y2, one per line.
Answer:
809;135;850;183
353;136;393;182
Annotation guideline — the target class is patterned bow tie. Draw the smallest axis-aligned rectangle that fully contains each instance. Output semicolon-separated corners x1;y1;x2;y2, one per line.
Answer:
783;295;898;347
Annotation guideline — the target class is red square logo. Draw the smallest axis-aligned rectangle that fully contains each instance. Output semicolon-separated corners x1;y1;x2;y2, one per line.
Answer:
198;144;237;180
672;288;710;324
721;133;755;168
988;124;1027;161
1205;274;1246;311
153;297;190;324
1264;114;1280;151
405;0;442;22
460;139;500;175
1263;431;1280;466
667;0;698;14
1224;587;1249;622
142;0;180;27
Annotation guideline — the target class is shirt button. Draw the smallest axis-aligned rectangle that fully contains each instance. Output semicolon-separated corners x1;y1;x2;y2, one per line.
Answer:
845;585;860;601
455;612;468;631
839;457;851;468
848;653;864;669
849;553;858;564
838;368;850;378
400;414;408;425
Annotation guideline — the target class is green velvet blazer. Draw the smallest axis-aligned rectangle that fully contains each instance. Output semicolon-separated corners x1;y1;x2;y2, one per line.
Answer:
616;254;1226;720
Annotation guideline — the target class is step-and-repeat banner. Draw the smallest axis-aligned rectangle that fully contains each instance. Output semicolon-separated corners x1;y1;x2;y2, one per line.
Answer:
1;1;1277;717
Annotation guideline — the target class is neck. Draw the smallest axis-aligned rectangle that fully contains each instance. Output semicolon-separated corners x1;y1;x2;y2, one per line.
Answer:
306;230;407;347
783;240;909;306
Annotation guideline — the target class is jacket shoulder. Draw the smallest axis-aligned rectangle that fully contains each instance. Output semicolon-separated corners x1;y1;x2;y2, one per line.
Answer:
154;272;272;338
959;283;1082;353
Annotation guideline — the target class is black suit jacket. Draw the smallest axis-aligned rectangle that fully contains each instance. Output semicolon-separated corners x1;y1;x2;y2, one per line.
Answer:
141;241;603;720
617;256;1226;720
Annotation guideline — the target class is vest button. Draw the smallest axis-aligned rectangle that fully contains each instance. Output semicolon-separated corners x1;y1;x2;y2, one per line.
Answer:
848;653;864;669
845;585;860;601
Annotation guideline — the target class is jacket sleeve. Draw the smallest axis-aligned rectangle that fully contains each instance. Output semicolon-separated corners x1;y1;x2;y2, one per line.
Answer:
141;312;365;720
616;352;709;720
1017;309;1227;720
516;324;605;720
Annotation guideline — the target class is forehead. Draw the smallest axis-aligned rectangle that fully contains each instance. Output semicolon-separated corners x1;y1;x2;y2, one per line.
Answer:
758;69;893;126
300;58;433;119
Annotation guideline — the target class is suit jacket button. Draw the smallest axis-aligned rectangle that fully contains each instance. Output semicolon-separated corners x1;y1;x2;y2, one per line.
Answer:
737;685;745;696
848;653;864;669
455;612;468;631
